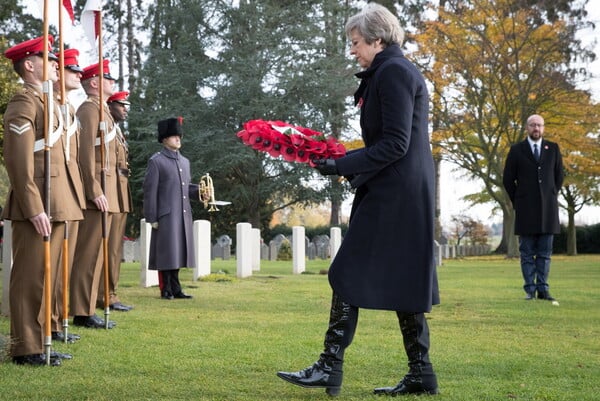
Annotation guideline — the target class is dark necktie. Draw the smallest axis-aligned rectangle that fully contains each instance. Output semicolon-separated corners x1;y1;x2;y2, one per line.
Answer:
533;144;540;161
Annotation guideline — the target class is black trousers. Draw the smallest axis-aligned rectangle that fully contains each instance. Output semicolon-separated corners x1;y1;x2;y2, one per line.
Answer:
158;269;182;296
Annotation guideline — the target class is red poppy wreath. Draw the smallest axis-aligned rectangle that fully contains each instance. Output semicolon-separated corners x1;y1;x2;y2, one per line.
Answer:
236;119;346;167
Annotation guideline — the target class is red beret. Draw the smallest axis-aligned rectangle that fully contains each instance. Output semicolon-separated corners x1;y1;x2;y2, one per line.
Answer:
4;35;58;64
81;59;116;81
57;48;83;73
107;91;130;105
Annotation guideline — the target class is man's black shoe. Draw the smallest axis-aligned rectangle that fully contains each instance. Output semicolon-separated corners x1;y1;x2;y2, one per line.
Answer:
50;351;73;360
110;302;134;311
161;291;174;300
52;331;81;343
13;353;61;366
173;291;193;299
73;314;116;329
525;293;535;300
538;291;556;301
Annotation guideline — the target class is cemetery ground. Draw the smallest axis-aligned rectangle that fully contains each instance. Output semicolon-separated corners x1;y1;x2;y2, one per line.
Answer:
0;254;598;401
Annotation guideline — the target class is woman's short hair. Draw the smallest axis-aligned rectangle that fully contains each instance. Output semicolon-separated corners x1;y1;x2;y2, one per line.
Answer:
345;2;405;47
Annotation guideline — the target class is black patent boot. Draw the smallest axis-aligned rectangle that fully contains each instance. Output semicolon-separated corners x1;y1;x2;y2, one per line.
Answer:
374;313;439;396
277;293;358;396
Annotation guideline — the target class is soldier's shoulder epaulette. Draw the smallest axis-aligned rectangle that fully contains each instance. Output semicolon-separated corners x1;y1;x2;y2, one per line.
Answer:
149;152;162;160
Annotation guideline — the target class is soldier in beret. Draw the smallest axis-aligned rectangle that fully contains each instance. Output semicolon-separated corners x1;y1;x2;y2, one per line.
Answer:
49;48;87;343
96;91;134;312
143;117;198;300
69;59;119;329
3;36;84;366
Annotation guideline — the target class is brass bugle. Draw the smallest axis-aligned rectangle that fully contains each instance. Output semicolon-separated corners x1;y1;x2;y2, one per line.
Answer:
199;173;231;212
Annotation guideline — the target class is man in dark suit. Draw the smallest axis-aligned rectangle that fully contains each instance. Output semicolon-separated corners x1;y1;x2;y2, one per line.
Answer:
503;114;564;301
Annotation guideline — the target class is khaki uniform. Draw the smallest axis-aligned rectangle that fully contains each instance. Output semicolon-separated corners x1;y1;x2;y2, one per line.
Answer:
3;83;84;357
98;124;132;306
70;96;118;316
52;101;86;331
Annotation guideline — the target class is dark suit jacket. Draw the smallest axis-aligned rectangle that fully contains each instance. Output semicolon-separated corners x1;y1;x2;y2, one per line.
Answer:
330;45;439;312
503;139;564;235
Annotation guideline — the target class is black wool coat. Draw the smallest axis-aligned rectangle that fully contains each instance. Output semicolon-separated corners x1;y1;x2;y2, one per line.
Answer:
503;139;564;235
331;45;439;313
143;147;199;270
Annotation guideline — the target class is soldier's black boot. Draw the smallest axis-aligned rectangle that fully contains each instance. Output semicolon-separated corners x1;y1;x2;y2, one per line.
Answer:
277;293;358;396
374;313;439;396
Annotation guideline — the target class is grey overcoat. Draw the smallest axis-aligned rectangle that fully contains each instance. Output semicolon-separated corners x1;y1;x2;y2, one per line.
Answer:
143;147;199;270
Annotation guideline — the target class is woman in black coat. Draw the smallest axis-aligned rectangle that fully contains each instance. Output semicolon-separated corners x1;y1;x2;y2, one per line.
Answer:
277;3;439;397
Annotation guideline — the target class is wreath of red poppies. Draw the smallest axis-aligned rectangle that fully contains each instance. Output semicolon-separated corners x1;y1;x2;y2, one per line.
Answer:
236;119;346;166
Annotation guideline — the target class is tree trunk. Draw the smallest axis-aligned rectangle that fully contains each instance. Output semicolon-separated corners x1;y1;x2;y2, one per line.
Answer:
330;199;341;226
501;207;519;258
567;209;577;255
434;156;442;240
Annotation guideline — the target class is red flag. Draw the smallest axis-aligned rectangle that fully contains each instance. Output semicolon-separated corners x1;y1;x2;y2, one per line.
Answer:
81;0;102;47
35;0;75;26
62;0;75;23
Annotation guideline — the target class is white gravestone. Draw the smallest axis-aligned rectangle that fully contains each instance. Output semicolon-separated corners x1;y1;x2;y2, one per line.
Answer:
236;222;253;278
330;227;342;260
139;218;159;287
292;226;305;274
193;219;211;280
251;228;261;271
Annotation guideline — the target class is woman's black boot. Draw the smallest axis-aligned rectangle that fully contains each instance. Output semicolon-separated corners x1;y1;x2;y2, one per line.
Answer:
277;293;358;396
374;313;439;396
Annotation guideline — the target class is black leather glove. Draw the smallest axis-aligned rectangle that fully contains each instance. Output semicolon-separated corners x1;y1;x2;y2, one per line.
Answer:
313;158;338;176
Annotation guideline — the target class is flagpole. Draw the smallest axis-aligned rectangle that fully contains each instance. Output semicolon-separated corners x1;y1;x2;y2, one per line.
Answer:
57;0;71;345
96;2;111;330
42;0;53;366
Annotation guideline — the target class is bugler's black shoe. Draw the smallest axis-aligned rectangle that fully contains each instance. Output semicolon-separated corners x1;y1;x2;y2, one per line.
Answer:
161;291;174;300
173;291;193;299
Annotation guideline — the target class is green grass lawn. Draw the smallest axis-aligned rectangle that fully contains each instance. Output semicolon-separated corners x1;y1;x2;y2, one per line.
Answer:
0;254;598;401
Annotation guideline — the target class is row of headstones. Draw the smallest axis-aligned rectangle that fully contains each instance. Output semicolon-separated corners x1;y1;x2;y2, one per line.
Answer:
433;241;492;263
0;220;343;315
122;232;335;262
1;219;453;315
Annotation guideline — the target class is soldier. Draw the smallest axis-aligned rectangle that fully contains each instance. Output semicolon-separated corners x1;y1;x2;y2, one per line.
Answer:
96;90;134;312
3;36;83;365
50;48;87;343
69;59;118;329
143;118;198;300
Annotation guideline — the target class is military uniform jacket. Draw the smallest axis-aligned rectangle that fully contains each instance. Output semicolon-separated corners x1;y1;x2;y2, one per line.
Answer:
503;139;564;235
63;101;86;210
143;147;199;270
330;45;439;313
76;96;120;212
3;83;83;222
114;125;132;213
